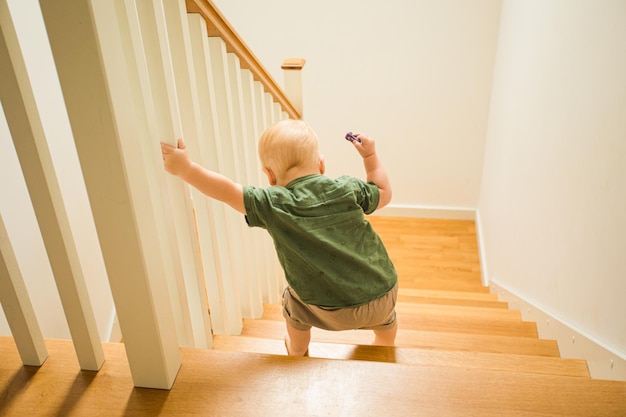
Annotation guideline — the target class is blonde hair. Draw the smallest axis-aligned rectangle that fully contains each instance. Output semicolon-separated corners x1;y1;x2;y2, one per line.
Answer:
258;119;320;178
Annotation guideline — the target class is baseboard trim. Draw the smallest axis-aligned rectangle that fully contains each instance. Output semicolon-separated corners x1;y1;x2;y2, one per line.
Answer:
373;204;476;220
490;280;626;381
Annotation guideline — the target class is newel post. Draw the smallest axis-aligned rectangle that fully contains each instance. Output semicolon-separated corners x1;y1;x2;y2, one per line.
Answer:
281;58;306;118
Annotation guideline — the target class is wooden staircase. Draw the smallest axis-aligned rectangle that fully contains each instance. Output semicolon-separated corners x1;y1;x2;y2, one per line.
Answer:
2;0;626;413
207;216;626;415
1;217;625;415
215;217;577;367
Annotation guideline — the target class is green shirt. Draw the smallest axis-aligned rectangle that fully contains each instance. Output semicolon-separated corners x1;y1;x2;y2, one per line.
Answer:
243;174;397;308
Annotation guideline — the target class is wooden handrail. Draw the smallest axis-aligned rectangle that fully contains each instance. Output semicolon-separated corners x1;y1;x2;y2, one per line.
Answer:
185;0;301;119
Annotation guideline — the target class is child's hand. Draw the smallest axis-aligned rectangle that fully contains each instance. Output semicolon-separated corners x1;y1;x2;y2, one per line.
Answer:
161;138;192;176
350;133;376;159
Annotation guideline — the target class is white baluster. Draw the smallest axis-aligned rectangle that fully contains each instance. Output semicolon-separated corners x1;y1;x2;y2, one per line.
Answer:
250;81;274;303
162;0;214;349
0;215;48;366
187;14;240;335
0;0;106;371
254;85;286;303
264;93;276;126
207;36;245;334
39;0;183;388
226;55;264;319
130;0;202;348
273;102;284;123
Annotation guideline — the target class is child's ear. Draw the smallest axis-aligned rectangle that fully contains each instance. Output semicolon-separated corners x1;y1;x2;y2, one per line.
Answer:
263;167;277;185
319;155;325;175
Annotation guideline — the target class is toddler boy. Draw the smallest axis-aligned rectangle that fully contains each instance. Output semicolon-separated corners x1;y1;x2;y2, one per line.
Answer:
161;119;398;356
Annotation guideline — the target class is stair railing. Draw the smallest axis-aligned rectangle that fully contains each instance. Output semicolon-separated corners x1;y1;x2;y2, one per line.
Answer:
0;0;301;389
186;0;301;120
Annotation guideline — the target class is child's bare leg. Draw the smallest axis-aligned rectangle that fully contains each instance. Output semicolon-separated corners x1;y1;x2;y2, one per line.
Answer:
373;322;397;346
285;323;311;356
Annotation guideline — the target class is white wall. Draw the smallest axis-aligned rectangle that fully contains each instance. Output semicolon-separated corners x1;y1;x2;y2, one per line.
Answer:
479;0;626;357
212;0;502;209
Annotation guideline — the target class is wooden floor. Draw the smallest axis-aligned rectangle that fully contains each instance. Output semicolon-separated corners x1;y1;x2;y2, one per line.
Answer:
1;217;625;416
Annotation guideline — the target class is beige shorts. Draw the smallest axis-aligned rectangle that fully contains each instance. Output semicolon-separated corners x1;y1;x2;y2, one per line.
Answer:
282;284;398;331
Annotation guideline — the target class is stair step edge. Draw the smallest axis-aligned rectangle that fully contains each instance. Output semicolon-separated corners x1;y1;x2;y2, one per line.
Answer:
213;335;590;378
240;319;561;357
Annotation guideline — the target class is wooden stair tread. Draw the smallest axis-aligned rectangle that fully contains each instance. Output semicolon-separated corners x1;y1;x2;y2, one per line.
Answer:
241;319;560;357
367;216;488;294
396;295;506;309
397;287;507;308
396;302;520;319
261;303;538;338
396;302;537;337
400;276;483;289
367;216;478;234
2;338;624;417
398;277;488;293
213;335;590;378
398;288;498;300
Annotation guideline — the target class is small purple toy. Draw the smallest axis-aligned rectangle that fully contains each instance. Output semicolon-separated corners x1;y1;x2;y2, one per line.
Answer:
345;131;361;144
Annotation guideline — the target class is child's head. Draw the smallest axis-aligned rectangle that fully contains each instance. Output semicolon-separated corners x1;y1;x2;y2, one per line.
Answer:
258;119;321;181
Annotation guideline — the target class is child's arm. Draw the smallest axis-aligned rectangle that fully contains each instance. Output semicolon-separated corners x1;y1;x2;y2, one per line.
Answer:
161;138;245;214
351;133;392;209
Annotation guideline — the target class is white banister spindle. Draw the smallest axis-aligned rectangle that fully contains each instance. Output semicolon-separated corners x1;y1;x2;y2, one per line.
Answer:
121;0;192;347
0;215;48;366
250;80;282;304
224;53;254;318
131;0;205;347
250;80;270;302
0;0;105;372
205;36;247;332
273;102;284;123
39;0;182;388
206;36;249;332
252;82;267;132
186;14;241;335
162;0;214;349
265;93;286;294
226;55;264;319
263;93;275;126
267;95;277;122
2;0;302;387
240;74;261;187
239;70;269;312
253;84;285;304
